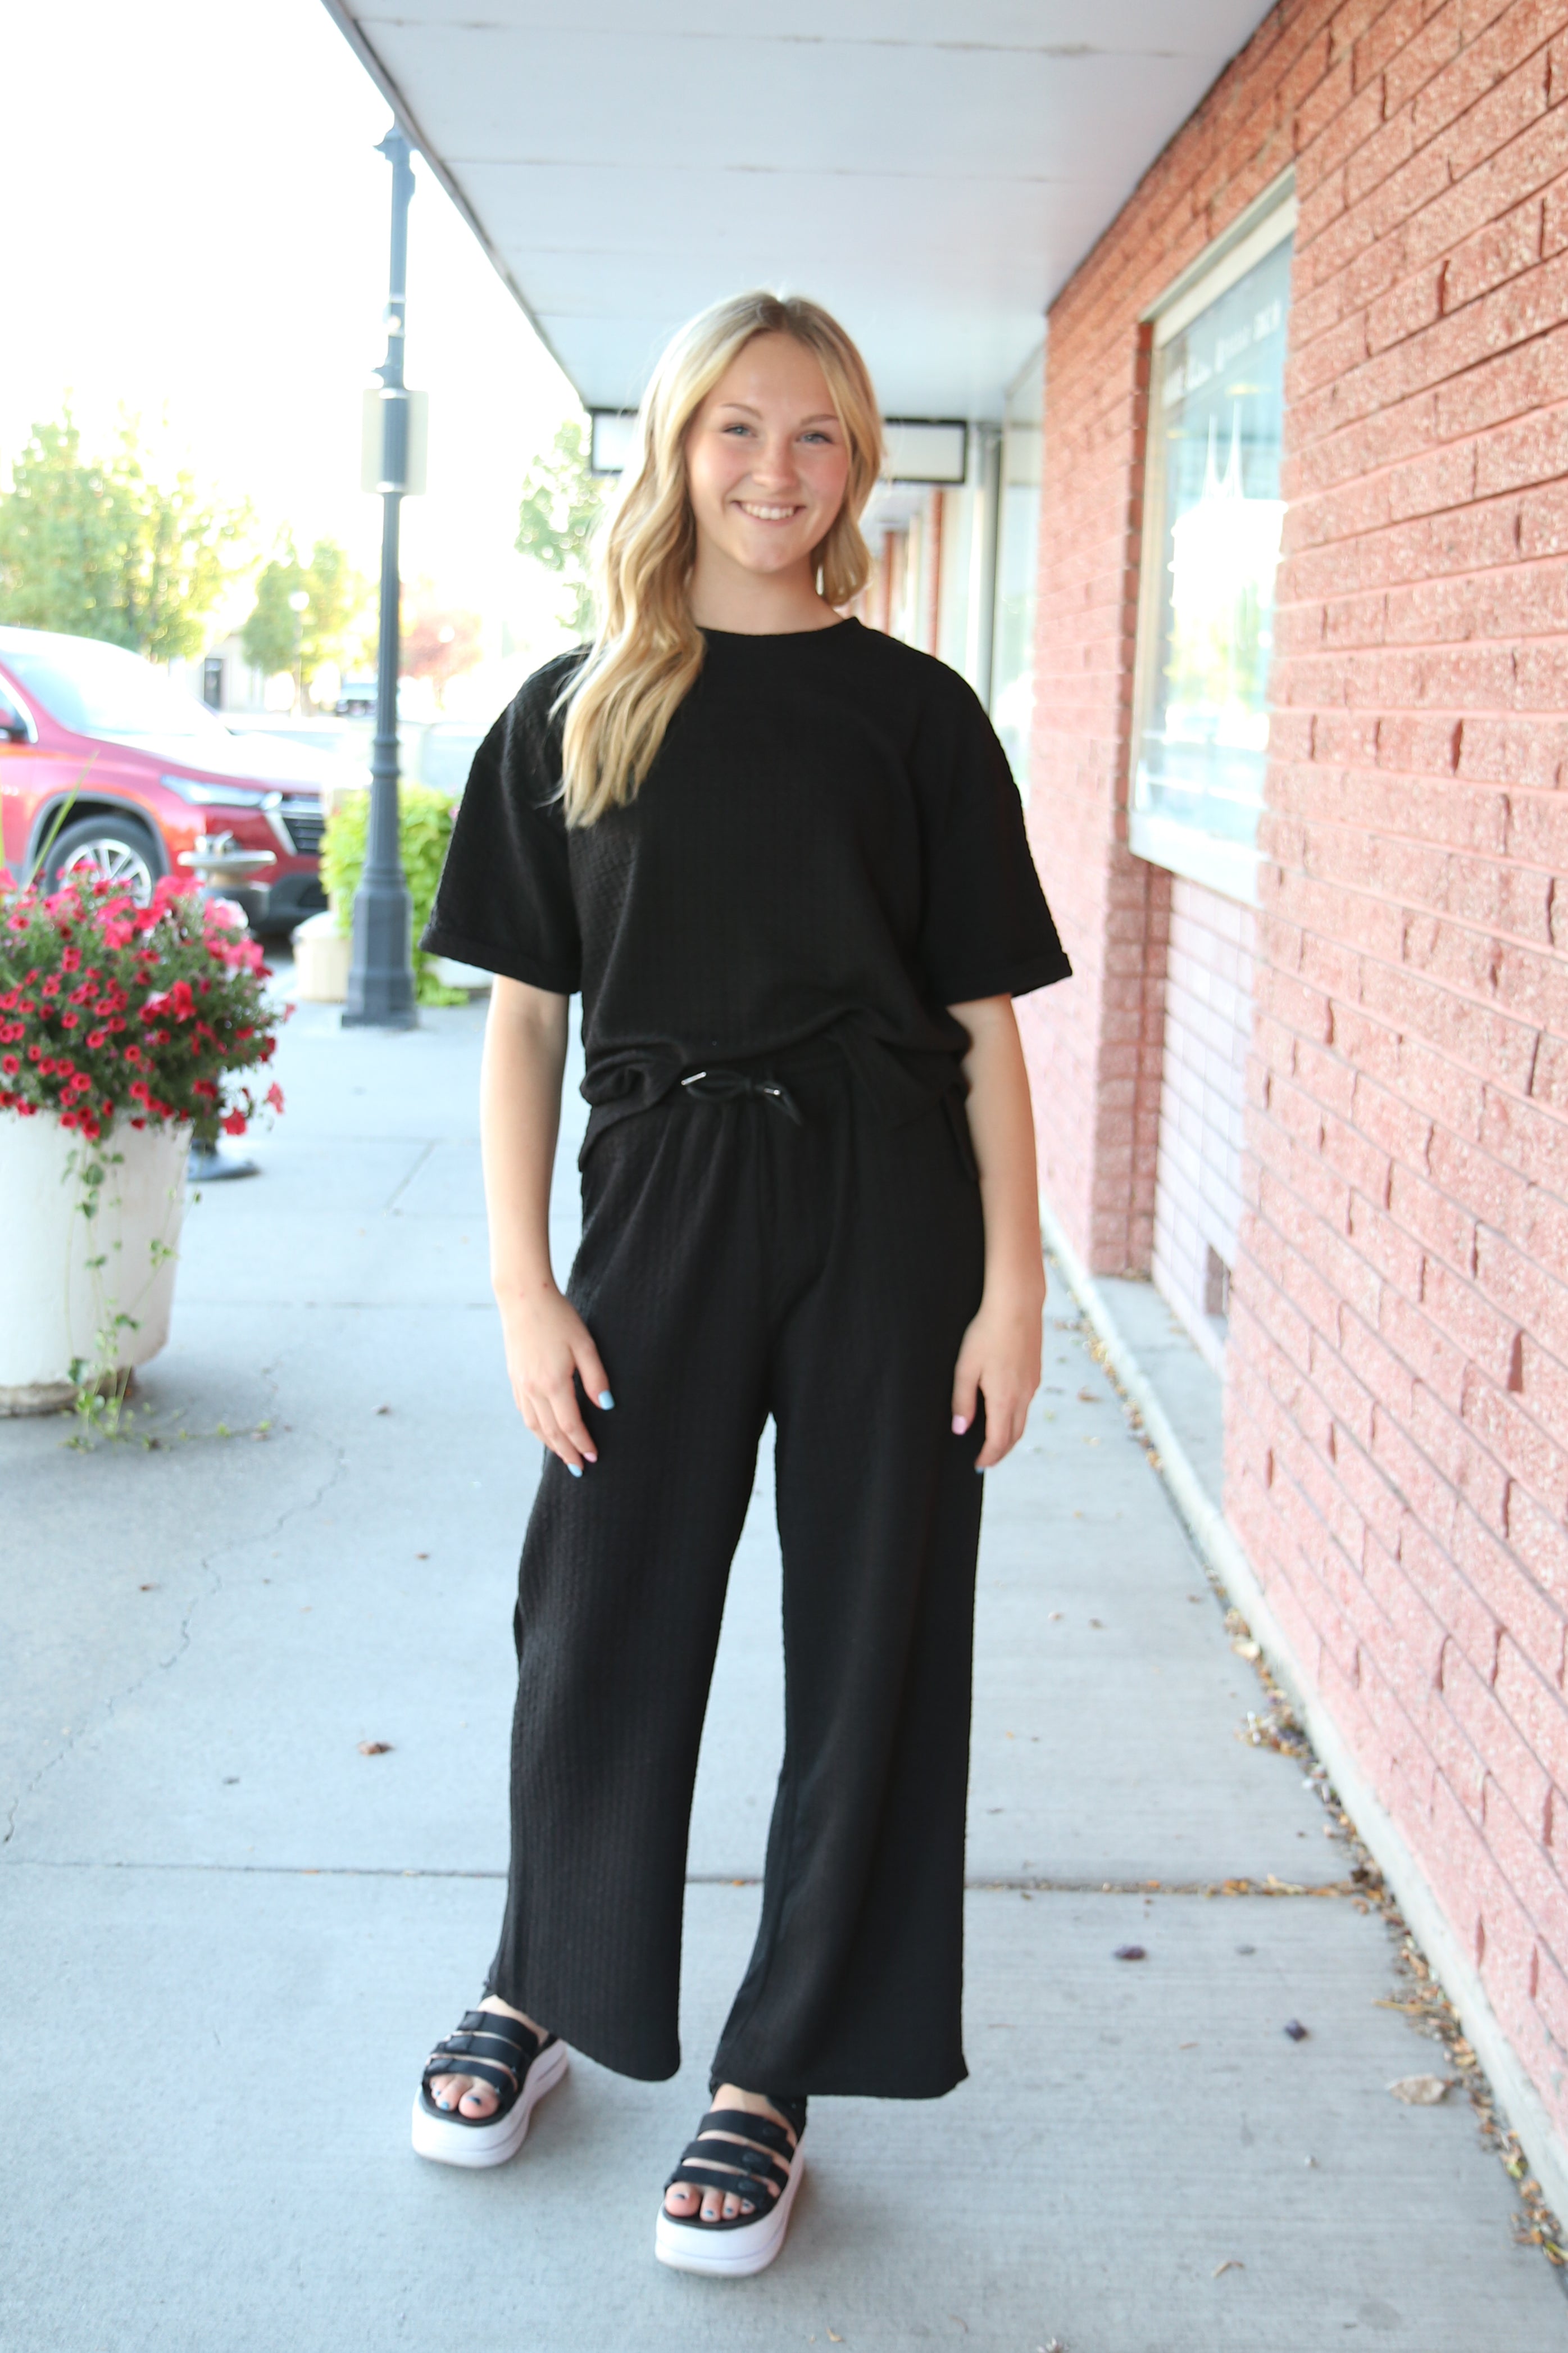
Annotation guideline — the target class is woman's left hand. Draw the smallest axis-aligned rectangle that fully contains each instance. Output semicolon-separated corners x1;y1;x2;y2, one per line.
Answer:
951;1281;1044;1469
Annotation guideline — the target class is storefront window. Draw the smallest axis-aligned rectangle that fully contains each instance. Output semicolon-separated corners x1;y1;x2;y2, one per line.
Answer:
989;348;1042;785
1130;197;1293;900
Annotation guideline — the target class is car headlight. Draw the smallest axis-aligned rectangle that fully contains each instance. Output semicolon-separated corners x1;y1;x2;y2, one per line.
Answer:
161;773;271;808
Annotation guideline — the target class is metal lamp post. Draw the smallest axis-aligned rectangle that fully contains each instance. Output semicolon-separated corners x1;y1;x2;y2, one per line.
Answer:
344;124;420;1030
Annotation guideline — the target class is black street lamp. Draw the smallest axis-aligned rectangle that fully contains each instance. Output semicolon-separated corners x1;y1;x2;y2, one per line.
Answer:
344;124;419;1030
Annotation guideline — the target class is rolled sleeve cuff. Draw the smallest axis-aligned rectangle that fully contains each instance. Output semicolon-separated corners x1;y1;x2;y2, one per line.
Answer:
935;947;1074;1006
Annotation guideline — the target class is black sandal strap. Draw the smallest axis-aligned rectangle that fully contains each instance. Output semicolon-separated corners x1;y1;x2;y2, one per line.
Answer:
453;2011;542;2057
696;2107;797;2158
665;2157;785;2207
671;2141;789;2197
423;2055;517;2096
421;2011;550;2117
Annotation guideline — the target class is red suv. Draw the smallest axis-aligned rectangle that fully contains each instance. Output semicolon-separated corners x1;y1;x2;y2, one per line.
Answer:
0;624;329;933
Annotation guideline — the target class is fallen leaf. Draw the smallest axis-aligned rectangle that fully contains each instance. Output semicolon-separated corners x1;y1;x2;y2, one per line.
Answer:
1113;1944;1147;1961
1212;2258;1243;2278
1283;2019;1310;2042
1389;2074;1451;2105
357;1740;393;1756
139;1583;157;1592
829;2336;843;2344
415;1551;430;1559
1076;1387;1100;1403
1231;1638;1261;1660
1089;1617;1104;1628
376;1404;392;1414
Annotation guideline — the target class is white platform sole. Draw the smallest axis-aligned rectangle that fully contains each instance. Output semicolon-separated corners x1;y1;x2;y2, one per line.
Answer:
653;2147;805;2277
410;2037;570;2169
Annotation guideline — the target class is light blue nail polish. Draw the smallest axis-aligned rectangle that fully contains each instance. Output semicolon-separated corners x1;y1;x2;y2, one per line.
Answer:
598;1390;615;1409
567;1463;582;1479
974;1462;985;1475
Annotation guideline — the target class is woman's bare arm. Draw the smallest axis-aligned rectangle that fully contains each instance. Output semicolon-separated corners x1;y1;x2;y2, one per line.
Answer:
946;994;1046;1469
480;976;611;1473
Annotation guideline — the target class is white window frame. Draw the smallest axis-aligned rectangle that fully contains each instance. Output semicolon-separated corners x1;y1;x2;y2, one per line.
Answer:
1128;177;1296;906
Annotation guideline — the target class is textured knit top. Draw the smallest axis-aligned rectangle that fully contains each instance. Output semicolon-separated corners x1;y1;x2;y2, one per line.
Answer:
421;618;1070;1154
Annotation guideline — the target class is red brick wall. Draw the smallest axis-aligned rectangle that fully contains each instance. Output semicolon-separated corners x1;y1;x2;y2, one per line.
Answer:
1029;0;1568;2140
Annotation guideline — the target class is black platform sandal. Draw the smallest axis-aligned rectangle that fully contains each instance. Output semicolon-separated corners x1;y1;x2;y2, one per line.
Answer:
654;2096;807;2277
410;2007;569;2169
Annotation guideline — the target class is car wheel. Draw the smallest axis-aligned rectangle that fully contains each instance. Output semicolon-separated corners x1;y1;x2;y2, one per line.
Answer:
43;813;163;906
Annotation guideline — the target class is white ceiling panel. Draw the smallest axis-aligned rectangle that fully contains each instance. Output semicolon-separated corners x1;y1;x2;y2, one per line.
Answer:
322;1;1272;416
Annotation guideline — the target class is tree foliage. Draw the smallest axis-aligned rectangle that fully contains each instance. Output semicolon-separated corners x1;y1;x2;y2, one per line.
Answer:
515;418;604;640
0;411;251;661
242;537;372;695
403;592;483;704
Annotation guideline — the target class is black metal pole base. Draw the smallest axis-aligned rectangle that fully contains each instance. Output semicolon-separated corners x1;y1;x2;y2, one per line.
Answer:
342;873;418;1028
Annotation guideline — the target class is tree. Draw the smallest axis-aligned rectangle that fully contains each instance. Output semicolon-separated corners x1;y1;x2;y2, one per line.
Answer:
403;592;483;705
242;537;372;701
0;411;251;660
515;418;605;640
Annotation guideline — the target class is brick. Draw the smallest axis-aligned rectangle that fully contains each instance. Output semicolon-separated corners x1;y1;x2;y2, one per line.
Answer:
1446;1642;1553;1832
1457;1498;1568;1671
1032;0;1568;2141
1507;1484;1568;1639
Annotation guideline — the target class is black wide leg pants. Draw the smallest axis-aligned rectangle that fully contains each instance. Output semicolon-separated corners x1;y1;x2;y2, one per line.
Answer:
486;1046;987;2099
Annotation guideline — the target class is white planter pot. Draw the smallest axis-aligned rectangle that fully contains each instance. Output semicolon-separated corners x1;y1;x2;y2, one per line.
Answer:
0;1113;190;1415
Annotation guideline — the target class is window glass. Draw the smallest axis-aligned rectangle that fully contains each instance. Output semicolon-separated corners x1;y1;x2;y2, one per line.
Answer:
990;349;1042;785
0;637;230;742
1131;224;1291;893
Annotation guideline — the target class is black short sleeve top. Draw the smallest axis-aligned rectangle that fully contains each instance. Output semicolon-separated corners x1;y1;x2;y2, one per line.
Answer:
422;618;1070;1127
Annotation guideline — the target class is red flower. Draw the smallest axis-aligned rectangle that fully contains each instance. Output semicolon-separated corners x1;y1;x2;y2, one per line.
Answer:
1;1054;17;1076
87;1028;108;1048
60;946;81;972
221;1110;248;1136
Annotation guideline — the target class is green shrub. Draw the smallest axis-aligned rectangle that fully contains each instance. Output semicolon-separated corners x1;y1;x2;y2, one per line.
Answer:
320;785;466;1007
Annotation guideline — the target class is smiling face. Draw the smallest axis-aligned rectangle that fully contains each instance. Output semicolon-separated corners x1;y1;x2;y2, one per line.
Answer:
684;332;852;589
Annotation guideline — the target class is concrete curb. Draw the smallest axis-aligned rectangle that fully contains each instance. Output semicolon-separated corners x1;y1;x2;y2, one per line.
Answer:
1039;1189;1568;2233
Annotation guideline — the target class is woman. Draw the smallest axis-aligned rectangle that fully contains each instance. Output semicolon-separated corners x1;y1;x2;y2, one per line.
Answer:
415;289;1069;2277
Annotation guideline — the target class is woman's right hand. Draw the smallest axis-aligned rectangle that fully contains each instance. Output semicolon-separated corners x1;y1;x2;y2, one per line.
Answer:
497;1284;613;1475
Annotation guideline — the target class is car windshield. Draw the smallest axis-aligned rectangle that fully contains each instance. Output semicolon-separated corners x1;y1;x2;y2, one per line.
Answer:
1;638;233;744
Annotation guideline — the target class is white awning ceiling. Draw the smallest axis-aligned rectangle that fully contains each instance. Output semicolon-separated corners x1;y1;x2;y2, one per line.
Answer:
321;2;1271;421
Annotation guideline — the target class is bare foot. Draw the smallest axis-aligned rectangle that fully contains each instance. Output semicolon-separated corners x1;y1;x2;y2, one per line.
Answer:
427;1996;547;2119
662;2085;799;2224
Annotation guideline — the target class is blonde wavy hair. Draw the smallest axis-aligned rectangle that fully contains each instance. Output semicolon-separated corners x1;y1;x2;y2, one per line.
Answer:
557;291;883;826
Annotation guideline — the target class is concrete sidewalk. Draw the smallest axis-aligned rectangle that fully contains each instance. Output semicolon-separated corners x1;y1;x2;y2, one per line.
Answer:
3;980;1564;2352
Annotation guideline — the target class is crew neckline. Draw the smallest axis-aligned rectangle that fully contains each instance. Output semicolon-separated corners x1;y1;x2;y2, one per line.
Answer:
699;616;858;644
